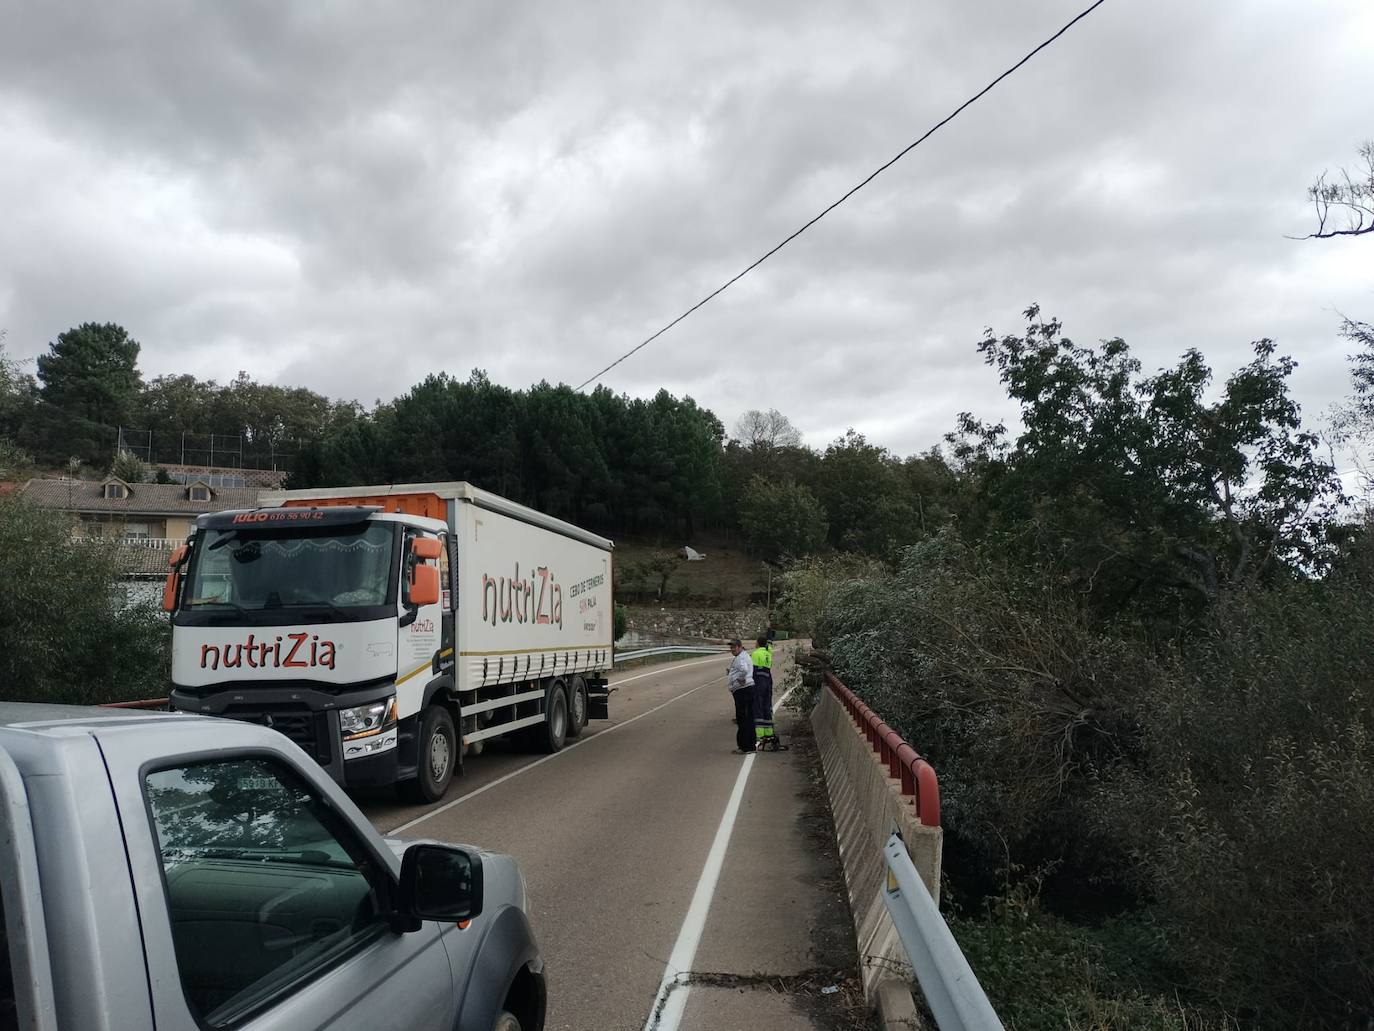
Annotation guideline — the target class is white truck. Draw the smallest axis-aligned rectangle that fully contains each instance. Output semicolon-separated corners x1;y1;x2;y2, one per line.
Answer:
163;482;615;802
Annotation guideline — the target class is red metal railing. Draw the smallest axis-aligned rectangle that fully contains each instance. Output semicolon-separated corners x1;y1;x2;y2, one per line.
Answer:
824;671;941;828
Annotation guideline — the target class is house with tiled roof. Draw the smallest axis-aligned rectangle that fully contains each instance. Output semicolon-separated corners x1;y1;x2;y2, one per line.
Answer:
20;476;263;545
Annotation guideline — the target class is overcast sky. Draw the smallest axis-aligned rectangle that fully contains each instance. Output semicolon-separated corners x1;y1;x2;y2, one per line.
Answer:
1;0;1372;459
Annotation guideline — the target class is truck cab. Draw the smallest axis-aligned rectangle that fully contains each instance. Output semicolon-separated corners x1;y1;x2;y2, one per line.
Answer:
0;703;545;1031
166;506;454;796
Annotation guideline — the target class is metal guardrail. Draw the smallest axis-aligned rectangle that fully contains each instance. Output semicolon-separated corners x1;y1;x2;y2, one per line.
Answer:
613;645;727;664
883;831;1005;1031
825;671;941;826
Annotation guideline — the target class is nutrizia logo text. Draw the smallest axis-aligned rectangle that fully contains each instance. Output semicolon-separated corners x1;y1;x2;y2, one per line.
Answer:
482;563;563;628
200;632;337;671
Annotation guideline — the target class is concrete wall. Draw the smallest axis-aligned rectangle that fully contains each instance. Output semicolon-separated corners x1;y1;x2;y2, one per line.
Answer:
813;684;941;1028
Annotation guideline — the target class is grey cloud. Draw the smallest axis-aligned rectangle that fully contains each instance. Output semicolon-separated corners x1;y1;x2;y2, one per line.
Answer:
1;0;1371;465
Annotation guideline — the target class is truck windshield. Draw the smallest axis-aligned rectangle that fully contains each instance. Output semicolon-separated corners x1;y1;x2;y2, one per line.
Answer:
183;522;398;615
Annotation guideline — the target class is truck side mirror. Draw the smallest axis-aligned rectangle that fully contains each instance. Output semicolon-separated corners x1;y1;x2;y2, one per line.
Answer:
408;564;440;607
162;545;189;613
411;537;443;561
396;844;483;926
406;536;442;607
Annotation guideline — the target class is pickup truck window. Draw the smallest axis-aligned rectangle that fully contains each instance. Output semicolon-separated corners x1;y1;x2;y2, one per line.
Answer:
144;757;389;1028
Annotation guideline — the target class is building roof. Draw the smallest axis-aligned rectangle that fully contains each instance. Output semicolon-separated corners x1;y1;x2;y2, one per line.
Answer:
115;544;179;575
20;478;263;516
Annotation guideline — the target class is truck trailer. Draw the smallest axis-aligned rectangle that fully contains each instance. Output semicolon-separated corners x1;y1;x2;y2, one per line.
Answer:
163;482;615;802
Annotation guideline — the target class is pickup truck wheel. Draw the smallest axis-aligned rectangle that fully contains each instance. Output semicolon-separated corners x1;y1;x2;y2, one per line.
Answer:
566;677;588;738
493;1012;522;1031
403;705;456;802
540;685;568;753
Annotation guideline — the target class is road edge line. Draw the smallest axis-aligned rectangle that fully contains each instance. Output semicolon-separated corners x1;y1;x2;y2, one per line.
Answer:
644;681;798;1031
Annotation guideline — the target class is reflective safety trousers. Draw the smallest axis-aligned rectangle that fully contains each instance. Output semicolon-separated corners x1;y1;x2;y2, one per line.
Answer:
751;665;775;739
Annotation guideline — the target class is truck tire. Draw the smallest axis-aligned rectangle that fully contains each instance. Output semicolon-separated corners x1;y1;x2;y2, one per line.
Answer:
493;1012;521;1031
403;704;457;803
539;683;568;754
566;677;588;738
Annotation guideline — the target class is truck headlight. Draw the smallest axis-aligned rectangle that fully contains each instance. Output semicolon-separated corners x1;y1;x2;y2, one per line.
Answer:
341;697;398;740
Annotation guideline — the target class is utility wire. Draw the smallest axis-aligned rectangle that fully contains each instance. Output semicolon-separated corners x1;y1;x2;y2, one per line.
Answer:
576;0;1109;392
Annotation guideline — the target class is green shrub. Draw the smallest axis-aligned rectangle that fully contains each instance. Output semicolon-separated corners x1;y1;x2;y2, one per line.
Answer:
1100;548;1374;1026
951;891;1230;1031
819;531;1374;1027
819;533;1150;890
0;436;32;481
613;602;628;643
0;496;169;704
774;552;885;637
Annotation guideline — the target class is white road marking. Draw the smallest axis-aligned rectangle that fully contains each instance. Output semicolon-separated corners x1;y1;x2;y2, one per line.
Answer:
385;655;731;835
643;681;798;1031
611;653;727;687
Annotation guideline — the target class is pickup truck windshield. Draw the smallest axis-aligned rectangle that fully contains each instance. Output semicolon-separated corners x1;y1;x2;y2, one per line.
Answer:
184;522;398;613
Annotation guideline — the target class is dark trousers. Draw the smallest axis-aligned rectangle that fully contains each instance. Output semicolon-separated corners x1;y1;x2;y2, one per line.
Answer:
732;689;755;752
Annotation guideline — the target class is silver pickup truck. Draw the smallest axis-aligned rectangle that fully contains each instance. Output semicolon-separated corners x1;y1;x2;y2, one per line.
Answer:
0;703;545;1031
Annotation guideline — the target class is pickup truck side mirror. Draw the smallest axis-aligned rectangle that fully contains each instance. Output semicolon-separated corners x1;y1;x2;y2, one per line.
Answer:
396;844;484;927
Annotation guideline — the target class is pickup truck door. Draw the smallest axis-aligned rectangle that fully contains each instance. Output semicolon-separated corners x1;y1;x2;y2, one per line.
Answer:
98;725;459;1031
0;746;60;1031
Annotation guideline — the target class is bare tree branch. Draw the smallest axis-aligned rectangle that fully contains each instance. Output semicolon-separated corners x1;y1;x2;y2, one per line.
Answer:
1290;140;1374;240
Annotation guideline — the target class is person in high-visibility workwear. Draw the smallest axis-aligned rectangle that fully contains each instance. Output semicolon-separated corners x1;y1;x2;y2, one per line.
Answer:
751;634;775;746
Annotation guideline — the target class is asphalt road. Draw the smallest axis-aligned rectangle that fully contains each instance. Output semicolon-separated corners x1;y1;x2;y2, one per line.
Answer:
356;653;856;1031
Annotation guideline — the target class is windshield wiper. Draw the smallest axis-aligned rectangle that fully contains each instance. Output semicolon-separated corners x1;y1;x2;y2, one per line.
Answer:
164;847;355;870
187;600;247;615
163;846;250;861
233;848;357;870
285;602;360;620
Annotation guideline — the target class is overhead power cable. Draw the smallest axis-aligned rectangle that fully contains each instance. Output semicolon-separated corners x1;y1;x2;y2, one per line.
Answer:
575;0;1109;392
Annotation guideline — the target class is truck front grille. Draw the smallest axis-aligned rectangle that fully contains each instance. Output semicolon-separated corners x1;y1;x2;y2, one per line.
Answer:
223;705;332;765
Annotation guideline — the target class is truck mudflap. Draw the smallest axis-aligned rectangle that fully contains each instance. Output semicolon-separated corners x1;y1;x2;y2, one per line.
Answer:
454;905;546;1031
586;683;614;721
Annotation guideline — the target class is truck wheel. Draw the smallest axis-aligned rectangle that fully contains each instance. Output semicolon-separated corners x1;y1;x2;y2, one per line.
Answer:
404;705;457;803
540;684;568;753
566;677;588;738
493;1012;521;1031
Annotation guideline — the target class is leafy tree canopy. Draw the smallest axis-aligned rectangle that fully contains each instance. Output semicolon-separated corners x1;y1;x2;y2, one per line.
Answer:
739;476;828;562
37;322;142;428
